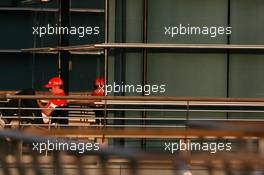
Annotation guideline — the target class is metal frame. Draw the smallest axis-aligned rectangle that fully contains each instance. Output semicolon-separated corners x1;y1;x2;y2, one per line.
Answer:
3;94;264;134
1;95;264;175
0;50;21;53
21;43;264;53
141;0;149;150
5;94;264;102
0;7;105;13
226;0;231;120
1;1;264;174
1;128;263;175
94;43;264;50
58;0;70;94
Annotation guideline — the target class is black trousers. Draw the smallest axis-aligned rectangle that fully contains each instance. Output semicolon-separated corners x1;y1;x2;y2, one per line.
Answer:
2;88;43;124
91;106;105;125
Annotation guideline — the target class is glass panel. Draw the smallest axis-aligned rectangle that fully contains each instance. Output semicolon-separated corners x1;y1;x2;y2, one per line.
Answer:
230;0;264;44
147;53;227;97
69;55;103;92
148;0;228;44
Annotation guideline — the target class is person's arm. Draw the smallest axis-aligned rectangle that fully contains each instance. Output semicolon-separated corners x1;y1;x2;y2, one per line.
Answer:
41;108;53;116
37;100;53;116
37;100;45;108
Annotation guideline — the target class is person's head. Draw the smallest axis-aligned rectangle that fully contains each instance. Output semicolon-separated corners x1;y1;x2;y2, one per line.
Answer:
44;77;64;94
94;77;104;89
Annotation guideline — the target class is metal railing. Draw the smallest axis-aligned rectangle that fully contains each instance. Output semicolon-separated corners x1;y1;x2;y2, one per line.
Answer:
1;95;264;128
1;95;264;174
0;125;264;175
0;95;264;140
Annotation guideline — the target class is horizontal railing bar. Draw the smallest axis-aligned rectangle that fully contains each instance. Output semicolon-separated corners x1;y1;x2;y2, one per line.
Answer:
8;124;264;130
0;7;105;13
70;51;104;55
21;43;264;54
100;100;264;106
22;127;264;138
94;43;264;50
0;49;103;55
0;49;21;53
3;95;264;102
2;107;264;113
21;44;96;52
18;124;186;128
0;102;263;111
2;115;264;122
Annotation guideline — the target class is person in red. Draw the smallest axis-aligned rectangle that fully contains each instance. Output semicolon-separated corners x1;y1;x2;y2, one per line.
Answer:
91;77;105;125
91;78;105;96
0;77;67;128
37;77;67;124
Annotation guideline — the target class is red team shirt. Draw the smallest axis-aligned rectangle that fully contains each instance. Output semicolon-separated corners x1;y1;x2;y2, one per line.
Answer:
46;92;67;108
91;89;104;96
42;92;67;123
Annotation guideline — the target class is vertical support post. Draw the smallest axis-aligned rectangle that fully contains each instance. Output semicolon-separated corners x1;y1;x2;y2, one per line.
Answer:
18;99;21;127
113;0;126;147
104;0;109;96
186;100;190;121
141;0;148;150
114;0;126;88
59;0;70;95
143;0;148;82
226;0;231;119
102;0;109;139
17;99;23;160
103;0;109;144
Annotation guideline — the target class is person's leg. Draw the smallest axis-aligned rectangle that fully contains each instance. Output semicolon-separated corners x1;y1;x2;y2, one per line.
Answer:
95;108;105;125
99;110;106;125
51;106;68;125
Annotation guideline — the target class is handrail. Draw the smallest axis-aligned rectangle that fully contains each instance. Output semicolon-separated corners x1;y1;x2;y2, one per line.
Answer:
0;7;105;13
94;43;264;50
21;43;264;53
1;95;264;133
3;95;264;103
22;123;264;138
3;95;264;110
